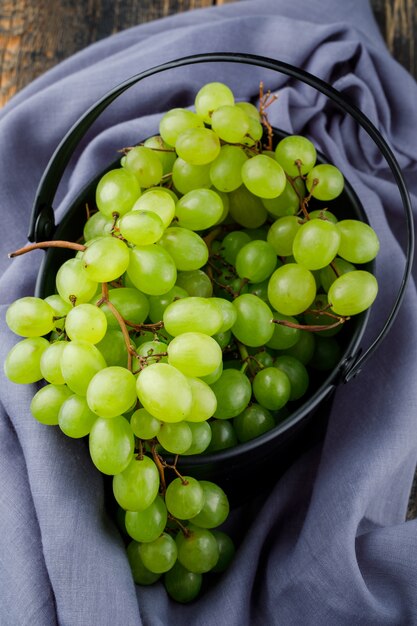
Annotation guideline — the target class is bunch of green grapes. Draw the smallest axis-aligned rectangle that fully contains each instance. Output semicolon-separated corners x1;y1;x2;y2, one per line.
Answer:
4;80;380;602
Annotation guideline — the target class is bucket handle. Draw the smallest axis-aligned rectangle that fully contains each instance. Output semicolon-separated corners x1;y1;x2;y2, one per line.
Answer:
28;52;414;384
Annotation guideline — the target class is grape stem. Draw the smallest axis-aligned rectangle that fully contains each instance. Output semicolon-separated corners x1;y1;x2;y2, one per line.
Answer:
258;81;277;151
150;441;167;494
96;282;137;371
273;316;348;332
8;240;86;258
167;513;191;538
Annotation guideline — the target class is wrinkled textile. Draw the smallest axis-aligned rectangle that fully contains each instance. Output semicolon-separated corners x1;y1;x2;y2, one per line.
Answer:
1;1;417;624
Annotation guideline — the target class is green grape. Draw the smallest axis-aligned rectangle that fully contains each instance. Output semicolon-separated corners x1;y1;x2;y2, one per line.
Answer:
319;258;356;292
176;525;219;574
186;377;217;423
127;540;161;585
292;219;341;270
172;158;212;194
221;230;251;265
306;164;344;201
143;135;177;175
64;303;107;344
165;477;204;520
251;350;274;369
336;219;380;264
60;340;107;395
158;421;193;454
176;270;213;297
209;145;248;192
211;530;236;573
274;355;309;401
228;185;268;228
252;367;291;411
6;296;55;337
210;369;252;419
113;455;160;511
240;118;262;147
206;419;238;453
96;168;141;218
164;561;203;604
266;313;300;350
135;340;168;367
213;329;232;350
139;533;178;574
241;154;286;199
131;188;175;228
83;210;114;241
87;366;137;418
30;384;72;426
39;341;67;384
136;363;192;423
176;128;221;165
211;105;250;143
58;393;97;438
206;419;238;452
125;496;167;543
148;286;188;323
236;100;260;120
175;188;223;230
44;294;72;331
235;240;277;283
4;336;49;384
231;293;274;347
82;236;130;282
95;329;131;368
274;135;317;177
309;335;342;371
182;421;212;455
122;146;163;188
233;403;275;442
268;264;316;316
130;407;161;439
89;415;135;474
127;245;177;296
267;216;302;257
262;177;305;218
167;332;222;377
211;298;237;333
159;108;204;146
309;209;338;223
194;81;235;124
327;270;378;316
99;287;149;329
163;297;223;336
56;258;98;305
158;227;208;271
190;481;229;528
118;210;165;246
281;329;315;365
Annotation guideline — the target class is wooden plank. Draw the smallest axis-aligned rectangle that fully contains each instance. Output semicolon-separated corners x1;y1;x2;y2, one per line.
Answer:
371;0;416;77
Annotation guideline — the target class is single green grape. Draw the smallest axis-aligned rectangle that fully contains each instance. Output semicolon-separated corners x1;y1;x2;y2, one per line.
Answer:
144;135;177;175
327;270;378;316
127;245;177;296
167;332;222;378
136;363;192;423
125;496;168;543
172;158;211;195
159;108;204;146
194;81;235;124
182;421;212;455
211;105;250;143
209;145;248;192
206;419;238;452
131;188;175;228
158;421;193;454
139;533;178;574
235;240;277;283
60;340;107;396
87;366;137;418
58;394;97;438
175;188;223;230
306;164;344;201
164;561;203;603
336;219;380;264
274;135;317;177
241;154;286;199
231;294;274;347
64;303;107;344
165;477;204;520
122;145;163;188
158;227;208;271
4;337;49;384
190;481;229;529
233;403;276;442
210;369;252;419
89;415;135;475
186;377;217;423
130;407;161;439
175;524;219;574
274;355;309;401
268;263;316;316
127;540;161;585
163;297;223;336
176;128;221;165
96;168;141;218
267;216;302;257
30;383;73;426
6;296;55;337
118;210;165;246
252;367;291;411
113;455;160;511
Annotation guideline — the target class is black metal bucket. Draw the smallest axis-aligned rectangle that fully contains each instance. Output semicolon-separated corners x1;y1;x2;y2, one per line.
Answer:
29;53;414;504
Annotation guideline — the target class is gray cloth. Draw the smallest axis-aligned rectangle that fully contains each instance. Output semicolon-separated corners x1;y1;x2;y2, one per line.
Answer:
1;1;417;624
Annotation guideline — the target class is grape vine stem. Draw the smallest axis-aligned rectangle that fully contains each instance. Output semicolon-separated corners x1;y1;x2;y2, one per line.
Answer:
8;240;86;258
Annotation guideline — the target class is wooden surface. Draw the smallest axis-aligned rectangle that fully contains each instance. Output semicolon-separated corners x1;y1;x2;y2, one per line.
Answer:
1;0;417;517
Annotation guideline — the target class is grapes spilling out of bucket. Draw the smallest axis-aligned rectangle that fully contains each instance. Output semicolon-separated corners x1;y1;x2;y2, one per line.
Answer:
4;80;379;602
